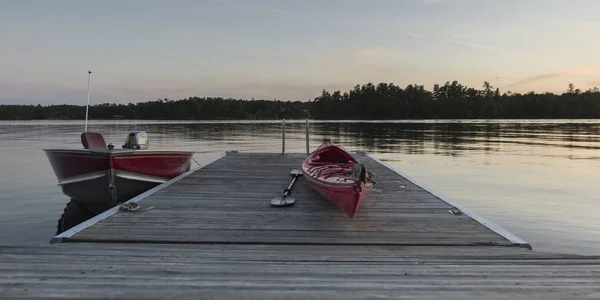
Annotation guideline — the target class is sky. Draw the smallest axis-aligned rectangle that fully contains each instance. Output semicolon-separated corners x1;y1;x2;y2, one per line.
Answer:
1;0;600;105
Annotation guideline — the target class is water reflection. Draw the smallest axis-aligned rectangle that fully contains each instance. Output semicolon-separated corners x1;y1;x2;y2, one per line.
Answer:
1;120;600;254
305;122;600;159
4;119;600;157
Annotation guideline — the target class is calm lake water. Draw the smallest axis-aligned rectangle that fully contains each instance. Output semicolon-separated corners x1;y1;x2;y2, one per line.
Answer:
1;119;599;255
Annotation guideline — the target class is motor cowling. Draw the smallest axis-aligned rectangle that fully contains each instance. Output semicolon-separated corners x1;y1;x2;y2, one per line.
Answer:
122;131;149;150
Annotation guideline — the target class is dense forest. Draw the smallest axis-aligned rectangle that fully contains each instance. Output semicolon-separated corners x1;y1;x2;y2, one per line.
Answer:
1;81;599;120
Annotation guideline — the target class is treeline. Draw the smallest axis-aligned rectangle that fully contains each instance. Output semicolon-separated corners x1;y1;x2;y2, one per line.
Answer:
0;98;311;120
2;81;600;120
313;81;600;119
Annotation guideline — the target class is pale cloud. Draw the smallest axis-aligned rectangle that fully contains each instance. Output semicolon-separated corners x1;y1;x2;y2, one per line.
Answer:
398;30;534;59
567;67;600;75
442;38;533;58
206;47;414;88
483;76;522;85
156;26;237;42
226;54;289;61
403;32;425;37
307;47;411;82
327;47;410;66
213;0;299;16
504;68;600;89
504;74;564;89
0;81;134;105
541;14;600;32
582;21;600;30
0;46;413;104
421;0;468;5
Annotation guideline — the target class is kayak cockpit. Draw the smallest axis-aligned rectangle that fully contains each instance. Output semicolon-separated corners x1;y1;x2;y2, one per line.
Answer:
310;143;357;165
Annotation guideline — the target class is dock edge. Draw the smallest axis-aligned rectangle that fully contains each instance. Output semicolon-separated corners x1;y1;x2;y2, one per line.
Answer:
363;152;533;250
49;151;230;244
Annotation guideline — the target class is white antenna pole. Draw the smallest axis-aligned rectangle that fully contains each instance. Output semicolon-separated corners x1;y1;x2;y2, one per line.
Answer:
84;70;92;132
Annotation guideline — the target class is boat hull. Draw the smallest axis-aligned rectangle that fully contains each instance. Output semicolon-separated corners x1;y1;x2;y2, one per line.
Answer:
44;149;193;214
301;141;374;218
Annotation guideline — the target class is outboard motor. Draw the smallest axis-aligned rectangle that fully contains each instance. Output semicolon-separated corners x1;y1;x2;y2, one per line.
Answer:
122;131;149;150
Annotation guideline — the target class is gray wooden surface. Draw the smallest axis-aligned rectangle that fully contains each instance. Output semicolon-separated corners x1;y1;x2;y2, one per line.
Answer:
61;152;514;247
1;243;599;299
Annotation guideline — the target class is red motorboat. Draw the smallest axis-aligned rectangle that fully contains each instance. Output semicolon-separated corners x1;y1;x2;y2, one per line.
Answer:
44;71;196;234
44;131;194;215
301;140;375;218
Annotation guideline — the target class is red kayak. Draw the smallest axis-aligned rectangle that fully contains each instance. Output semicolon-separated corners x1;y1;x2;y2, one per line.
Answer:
301;140;375;218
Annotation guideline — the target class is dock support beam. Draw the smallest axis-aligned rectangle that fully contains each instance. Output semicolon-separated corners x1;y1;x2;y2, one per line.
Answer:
281;118;286;155
305;118;310;154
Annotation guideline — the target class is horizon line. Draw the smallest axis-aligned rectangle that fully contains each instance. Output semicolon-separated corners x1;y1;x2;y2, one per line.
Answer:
1;81;596;107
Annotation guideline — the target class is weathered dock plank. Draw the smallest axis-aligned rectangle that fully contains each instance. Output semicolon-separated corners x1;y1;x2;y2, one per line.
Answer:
55;152;515;247
1;244;599;300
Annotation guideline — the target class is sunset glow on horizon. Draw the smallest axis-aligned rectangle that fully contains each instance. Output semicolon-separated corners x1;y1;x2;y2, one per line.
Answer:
1;0;599;104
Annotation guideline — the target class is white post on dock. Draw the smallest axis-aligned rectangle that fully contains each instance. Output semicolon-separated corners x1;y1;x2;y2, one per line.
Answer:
281;118;286;154
305;118;310;154
84;70;92;132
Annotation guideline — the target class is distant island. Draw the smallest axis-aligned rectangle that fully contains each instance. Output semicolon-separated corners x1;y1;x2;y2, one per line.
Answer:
1;81;599;120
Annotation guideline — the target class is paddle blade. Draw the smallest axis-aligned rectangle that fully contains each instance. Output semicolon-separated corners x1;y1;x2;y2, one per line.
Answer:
271;195;295;206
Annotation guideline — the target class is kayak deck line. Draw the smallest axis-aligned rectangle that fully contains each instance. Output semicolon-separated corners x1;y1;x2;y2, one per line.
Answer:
5;151;600;299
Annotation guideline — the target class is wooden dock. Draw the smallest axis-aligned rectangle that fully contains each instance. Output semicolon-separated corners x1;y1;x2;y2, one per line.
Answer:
1;151;599;299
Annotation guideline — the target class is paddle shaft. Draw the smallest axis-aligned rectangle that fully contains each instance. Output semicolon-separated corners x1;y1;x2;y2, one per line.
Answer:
283;174;301;196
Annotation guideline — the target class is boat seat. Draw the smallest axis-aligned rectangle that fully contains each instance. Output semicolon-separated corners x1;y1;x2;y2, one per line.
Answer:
81;132;107;149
